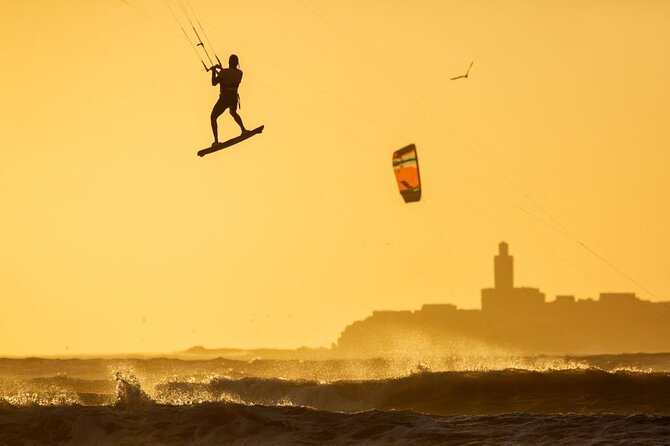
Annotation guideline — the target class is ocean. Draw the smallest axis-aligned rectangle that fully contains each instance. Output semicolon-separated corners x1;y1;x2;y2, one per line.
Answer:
1;353;669;445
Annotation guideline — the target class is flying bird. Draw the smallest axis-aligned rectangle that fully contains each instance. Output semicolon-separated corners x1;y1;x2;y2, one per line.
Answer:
451;61;474;81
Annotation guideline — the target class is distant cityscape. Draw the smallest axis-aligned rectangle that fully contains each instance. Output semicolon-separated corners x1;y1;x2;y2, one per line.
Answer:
334;242;670;355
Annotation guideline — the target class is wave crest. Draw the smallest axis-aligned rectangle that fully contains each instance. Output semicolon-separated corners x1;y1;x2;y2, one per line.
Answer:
113;370;153;408
155;368;670;415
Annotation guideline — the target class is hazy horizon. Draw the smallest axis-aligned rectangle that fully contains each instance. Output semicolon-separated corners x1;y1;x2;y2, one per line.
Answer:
4;238;668;358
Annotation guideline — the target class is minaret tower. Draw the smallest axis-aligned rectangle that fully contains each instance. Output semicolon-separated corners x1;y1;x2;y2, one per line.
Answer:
494;241;514;289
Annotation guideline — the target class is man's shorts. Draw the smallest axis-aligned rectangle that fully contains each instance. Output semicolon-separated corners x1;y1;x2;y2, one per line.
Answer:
212;92;239;116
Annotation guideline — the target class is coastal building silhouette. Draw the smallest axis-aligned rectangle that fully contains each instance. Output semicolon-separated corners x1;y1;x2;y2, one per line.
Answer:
481;242;544;315
335;242;670;356
494;241;513;289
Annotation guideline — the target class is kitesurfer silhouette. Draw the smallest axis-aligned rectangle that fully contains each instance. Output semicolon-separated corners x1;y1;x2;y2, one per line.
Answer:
210;54;248;144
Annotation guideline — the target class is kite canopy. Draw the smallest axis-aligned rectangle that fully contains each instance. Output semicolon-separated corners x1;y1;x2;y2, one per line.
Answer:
392;144;421;203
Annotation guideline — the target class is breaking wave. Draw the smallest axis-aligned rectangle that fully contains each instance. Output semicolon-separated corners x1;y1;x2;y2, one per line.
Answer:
3;367;670;416
113;370;153;408
155;368;670;415
1;365;670;445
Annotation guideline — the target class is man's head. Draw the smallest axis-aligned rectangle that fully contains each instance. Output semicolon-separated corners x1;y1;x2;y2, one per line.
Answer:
229;54;239;68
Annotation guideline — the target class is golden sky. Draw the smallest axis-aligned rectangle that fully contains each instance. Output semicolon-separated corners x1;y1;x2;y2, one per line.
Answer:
1;0;669;355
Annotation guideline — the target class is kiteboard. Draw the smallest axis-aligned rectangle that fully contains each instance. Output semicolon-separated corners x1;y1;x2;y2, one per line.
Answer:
197;125;264;157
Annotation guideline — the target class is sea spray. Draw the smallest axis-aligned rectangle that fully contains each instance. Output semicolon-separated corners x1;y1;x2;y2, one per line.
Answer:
113;370;153;407
154;368;670;415
1;356;670;445
2;390;81;406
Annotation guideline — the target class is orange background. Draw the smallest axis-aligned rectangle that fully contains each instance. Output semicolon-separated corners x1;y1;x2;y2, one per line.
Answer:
1;0;669;355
